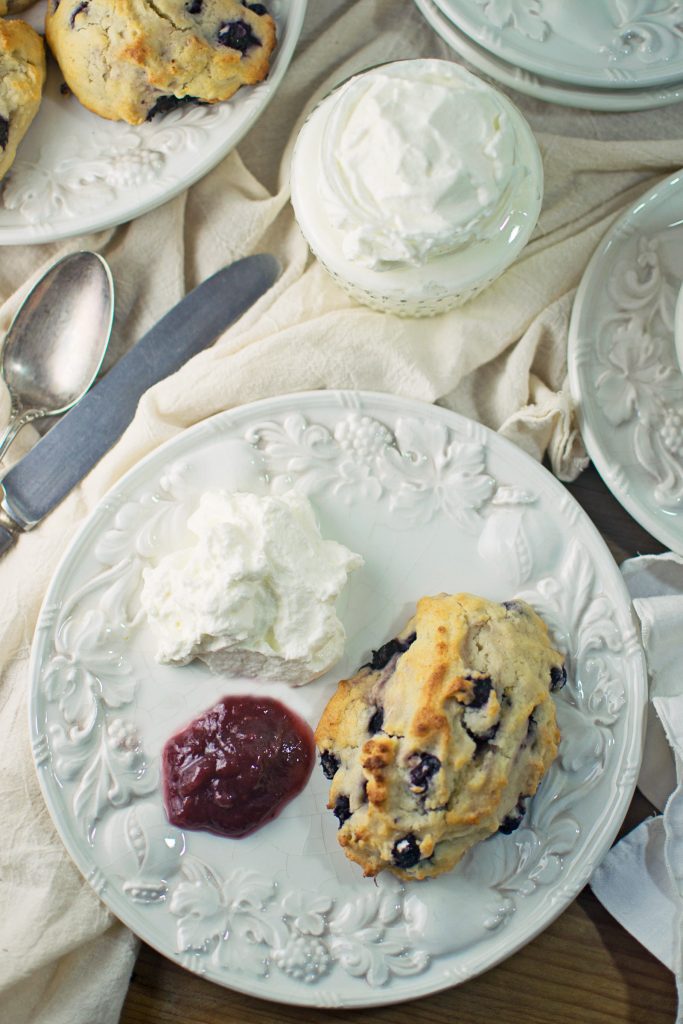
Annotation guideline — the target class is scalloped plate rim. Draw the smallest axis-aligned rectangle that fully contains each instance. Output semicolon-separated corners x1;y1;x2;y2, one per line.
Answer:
28;390;647;1007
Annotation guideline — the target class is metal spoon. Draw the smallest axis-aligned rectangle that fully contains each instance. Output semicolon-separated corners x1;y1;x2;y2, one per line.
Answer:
0;251;114;463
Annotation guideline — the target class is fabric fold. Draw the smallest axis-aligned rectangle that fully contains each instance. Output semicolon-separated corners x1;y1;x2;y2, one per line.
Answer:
591;553;683;1024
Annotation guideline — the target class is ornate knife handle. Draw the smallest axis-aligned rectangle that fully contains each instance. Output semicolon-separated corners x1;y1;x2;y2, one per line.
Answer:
0;507;19;557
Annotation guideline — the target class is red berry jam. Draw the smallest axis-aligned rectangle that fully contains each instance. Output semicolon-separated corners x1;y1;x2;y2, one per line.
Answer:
162;695;315;838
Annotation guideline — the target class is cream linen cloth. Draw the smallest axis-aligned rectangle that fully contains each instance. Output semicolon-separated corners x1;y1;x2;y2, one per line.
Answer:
2;2;683;1022
591;554;683;1023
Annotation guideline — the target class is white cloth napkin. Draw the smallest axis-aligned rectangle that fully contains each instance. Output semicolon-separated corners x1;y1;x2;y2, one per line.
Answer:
2;2;683;1022
591;554;683;1022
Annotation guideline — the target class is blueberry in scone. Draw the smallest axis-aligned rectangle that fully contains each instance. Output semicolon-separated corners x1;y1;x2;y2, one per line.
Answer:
45;0;276;125
0;19;46;182
314;593;564;881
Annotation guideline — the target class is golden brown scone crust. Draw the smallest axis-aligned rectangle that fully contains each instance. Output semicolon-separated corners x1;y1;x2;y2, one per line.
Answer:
315;593;564;881
45;0;276;125
0;19;45;182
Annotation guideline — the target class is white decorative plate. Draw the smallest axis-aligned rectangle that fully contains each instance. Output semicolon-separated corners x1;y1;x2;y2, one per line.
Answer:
0;1;306;245
416;0;683;110
29;391;646;1008
432;0;683;90
569;171;683;555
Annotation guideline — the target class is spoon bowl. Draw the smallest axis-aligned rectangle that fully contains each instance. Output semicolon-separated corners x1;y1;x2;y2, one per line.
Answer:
0;251;114;462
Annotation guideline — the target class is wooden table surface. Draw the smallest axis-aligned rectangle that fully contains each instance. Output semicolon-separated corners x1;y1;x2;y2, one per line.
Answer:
120;463;677;1024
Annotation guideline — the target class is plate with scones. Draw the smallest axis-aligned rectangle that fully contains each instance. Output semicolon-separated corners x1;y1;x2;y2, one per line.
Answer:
0;0;306;244
29;391;646;1007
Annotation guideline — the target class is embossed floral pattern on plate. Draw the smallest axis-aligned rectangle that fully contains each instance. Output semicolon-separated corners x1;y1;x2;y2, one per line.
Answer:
29;391;645;1007
417;0;683;112
569;170;683;554
0;0;306;244
432;0;683;88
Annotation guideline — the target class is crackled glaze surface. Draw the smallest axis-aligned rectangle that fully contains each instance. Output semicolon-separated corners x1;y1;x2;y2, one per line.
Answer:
29;392;645;1007
434;0;683;89
0;1;305;244
569;170;683;554
416;0;683;112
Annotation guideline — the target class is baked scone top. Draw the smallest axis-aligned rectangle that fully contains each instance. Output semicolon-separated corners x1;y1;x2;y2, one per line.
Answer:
315;593;565;881
0;19;46;182
45;0;277;124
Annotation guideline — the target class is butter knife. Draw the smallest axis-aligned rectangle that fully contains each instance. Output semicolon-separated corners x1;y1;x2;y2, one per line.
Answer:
0;253;280;556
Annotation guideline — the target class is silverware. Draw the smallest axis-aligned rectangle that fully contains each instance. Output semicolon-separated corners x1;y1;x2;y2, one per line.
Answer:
0;253;280;557
0;251;114;463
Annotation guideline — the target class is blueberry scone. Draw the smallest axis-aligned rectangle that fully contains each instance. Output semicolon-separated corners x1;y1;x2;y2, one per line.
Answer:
45;0;277;125
315;593;565;881
0;19;45;182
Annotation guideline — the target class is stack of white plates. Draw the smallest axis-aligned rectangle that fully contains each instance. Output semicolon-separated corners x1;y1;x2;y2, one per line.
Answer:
414;0;683;110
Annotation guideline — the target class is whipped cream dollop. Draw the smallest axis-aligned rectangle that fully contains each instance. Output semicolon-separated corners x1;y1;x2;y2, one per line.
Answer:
319;60;522;270
140;491;363;685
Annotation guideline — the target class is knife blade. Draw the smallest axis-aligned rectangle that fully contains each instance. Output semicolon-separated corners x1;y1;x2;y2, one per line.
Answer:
0;253;280;556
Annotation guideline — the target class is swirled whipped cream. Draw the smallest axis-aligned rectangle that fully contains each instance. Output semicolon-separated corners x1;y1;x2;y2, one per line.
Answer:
140;491;363;685
319;60;522;270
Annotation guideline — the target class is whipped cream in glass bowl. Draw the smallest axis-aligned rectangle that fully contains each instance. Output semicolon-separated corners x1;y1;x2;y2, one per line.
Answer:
290;59;543;317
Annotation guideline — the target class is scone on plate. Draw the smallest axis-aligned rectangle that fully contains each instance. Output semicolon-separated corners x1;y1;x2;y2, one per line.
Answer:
315;593;565;881
0;19;45;182
45;0;277;125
